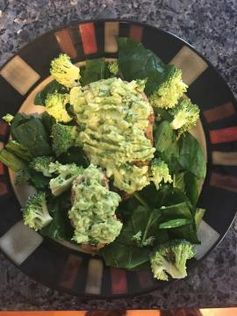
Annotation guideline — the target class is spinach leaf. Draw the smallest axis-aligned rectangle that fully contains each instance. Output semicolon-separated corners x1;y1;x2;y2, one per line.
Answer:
159;218;192;229
80;59;110;86
173;171;200;206
159;201;193;220
34;80;67;105
124;206;161;246
154;121;175;153
195;208;205;227
137;185;188;210
170;223;200;244
101;205;161;270
101;242;150;270
178;133;206;179
41;192;73;240
10;113;52;157
58;147;89;168
154;120;180;172
29;170;50;190
41;112;56;135
118;37;166;95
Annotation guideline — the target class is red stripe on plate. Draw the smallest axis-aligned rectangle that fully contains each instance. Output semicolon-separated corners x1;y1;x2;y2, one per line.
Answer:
79;23;97;55
137;270;154;288
0;162;4;175
210;126;237;144
0;182;8;196
129;25;143;42
111;268;128;294
210;172;237;192
204;102;235;123
0;120;9;137
59;255;82;289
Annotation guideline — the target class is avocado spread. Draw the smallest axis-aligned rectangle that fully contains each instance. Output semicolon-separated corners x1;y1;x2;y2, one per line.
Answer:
70;77;155;193
68;164;122;245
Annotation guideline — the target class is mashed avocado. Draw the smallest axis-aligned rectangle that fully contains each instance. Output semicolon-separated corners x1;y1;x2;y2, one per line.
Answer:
70;78;155;193
68;164;122;245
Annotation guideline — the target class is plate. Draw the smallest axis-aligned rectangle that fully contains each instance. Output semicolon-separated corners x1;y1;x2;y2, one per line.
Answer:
0;19;236;298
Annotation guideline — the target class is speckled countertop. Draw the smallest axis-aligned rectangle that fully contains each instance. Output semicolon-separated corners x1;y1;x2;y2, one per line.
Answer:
0;0;236;311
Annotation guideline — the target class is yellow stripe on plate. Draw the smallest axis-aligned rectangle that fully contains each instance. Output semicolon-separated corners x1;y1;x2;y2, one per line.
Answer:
212;151;237;166
0;221;43;265
195;220;220;260
85;258;103;295
104;21;119;53
169;46;208;85
0;56;40;95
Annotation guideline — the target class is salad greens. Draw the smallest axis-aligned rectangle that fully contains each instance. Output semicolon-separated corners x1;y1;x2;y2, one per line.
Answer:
0;38;207;282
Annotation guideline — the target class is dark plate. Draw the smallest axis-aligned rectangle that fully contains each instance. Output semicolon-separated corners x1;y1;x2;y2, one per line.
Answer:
0;19;236;298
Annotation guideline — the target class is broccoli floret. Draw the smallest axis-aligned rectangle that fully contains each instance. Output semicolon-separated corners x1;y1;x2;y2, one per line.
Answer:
45;92;71;123
0;149;26;172
2;113;14;124
50;54;80;88
170;98;200;135
51;123;81;157
150;239;195;281
15;169;31;185
30;156;55;177
23;192;52;231
149;65;187;109
5;140;32;161
108;60;119;76
49;161;83;196
150;158;172;189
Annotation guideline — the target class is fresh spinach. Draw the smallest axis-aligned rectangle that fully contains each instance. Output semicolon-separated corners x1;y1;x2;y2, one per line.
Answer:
101;241;150;270
10;113;52;157
173;172;200;206
178;133;206;179
170;223;200;244
118;37;166;95
41;192;73;240
159;218;192;229
154;120;180;172
101;205;161;270
58;147;89;168
80;59;110;86
159;201;193;220
195;208;206;227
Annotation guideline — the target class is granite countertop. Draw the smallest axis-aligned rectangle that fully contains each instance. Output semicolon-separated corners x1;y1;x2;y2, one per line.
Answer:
0;0;236;311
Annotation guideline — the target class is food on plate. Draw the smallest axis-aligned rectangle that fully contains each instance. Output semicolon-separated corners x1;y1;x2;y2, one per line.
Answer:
0;38;207;281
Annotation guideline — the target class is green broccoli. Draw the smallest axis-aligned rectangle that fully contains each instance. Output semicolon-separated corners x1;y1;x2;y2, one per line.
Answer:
2;113;14;124
23;192;53;231
15;169;31;185
5;140;32;161
51;123;81;157
30;156;55;177
150;158;172;189
0;149;27;172
49;161;83;196
150;239;195;281
170;98;200;135
108;60;119;76
50;54;80;88
149;65;187;109
45;92;71;123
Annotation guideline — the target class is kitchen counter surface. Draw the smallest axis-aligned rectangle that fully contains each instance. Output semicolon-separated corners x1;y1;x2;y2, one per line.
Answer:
0;0;236;310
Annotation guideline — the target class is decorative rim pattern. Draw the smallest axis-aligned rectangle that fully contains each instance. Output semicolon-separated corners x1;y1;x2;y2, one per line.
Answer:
0;19;236;298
